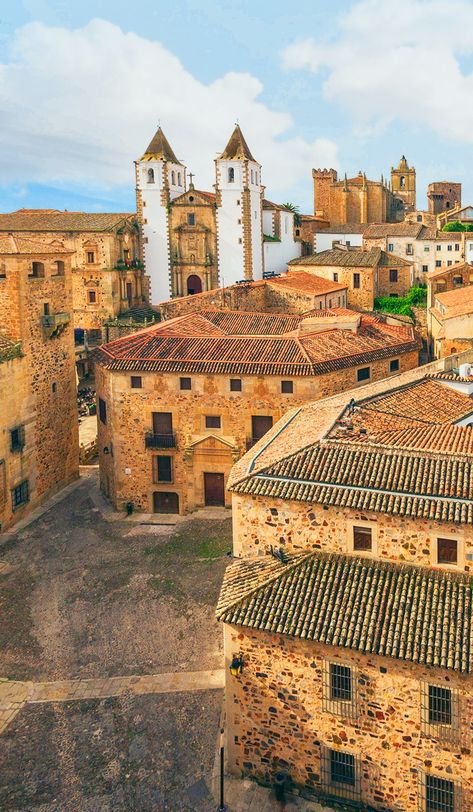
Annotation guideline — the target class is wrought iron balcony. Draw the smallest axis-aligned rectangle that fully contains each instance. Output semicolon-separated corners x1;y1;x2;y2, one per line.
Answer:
145;432;177;449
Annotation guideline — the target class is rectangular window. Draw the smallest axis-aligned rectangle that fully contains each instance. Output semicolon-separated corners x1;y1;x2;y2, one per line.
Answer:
330;663;352;701
131;376;142;389
180;377;191;391
88;290;97;303
321;747;360;801
230;378;242;392
390;358;400;372
333;272;338;282
187;213;195;226
406;243;413;255
87;251;95;263
12;480;29;510
448;244;453;251
330;750;355;786
98;397;107;425
428;684;452;726
388;243;394;252
436;260;442;267
357;366;370;382
10;425;25;453
390;269;398;283
353;525;372;552
455;243;460;251
52;382;57;394
436;245;441;251
447;261;452;267
353;272;360;289
205;415;221;429
281;380;293;394
437;537;458;565
423;774;456;812
422;264;429;273
155;456;172;483
424;245;430;252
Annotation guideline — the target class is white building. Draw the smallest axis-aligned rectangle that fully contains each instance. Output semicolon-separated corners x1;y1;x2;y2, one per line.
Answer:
314;225;364;253
263;200;301;275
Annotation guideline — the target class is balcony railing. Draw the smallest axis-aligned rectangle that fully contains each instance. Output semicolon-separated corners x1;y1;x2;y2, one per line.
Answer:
145;432;177;449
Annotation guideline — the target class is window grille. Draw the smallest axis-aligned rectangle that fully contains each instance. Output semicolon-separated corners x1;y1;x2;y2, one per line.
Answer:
419;772;460;812
12;480;29;510
322;660;358;721
321;746;361;802
420;683;459;742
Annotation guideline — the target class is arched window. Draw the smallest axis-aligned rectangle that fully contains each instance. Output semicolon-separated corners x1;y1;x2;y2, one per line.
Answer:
147;168;155;184
54;260;65;276
171;170;176;185
251;169;254;183
400;176;405;188
228;167;235;183
453;275;463;287
177;172;182;186
187;274;202;295
417;214;422;222
29;262;44;278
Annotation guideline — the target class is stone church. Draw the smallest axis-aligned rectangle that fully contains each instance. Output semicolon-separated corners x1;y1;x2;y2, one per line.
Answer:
135;125;301;303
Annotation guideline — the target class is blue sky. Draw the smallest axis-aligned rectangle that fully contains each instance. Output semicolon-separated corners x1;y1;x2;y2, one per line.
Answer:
1;0;473;214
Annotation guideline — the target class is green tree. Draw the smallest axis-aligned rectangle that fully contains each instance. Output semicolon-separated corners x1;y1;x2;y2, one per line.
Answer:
442;220;465;232
283;202;302;227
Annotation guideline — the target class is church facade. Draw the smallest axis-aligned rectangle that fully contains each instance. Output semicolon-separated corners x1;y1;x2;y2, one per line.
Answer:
135;125;301;303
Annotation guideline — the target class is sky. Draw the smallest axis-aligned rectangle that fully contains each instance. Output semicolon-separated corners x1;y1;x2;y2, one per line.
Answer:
1;0;473;214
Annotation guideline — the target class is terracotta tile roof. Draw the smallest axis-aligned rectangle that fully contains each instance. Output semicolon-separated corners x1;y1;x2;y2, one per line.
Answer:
263;199;286;211
431;284;473;319
288;247;411;268
94;309;419;377
427;261;473;281
219;124;256;162
266;272;347;295
0;235;72;255
217;552;473;673
140;126;182;164
0;210;136;233
363;223;423;239
316;223;367;234
231;378;473;523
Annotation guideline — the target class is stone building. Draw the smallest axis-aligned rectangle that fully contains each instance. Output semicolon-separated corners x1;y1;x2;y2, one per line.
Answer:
0;235;79;531
390;155;416;214
428;182;462;215
0;209;144;343
135;125;301;303
93;303;419;515
288;245;413;309
427;262;473;357
219;370;473;810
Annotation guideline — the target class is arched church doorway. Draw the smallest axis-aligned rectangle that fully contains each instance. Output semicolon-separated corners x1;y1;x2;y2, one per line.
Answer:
187;274;202;295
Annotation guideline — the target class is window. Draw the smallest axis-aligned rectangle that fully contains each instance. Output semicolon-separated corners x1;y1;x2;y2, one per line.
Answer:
322;661;358;720
455;243;460;251
321;748;360;801
389;358;400;373
251;169;254;183
346;240;351;247
417;215;422;222
357;366;370;382
453;275;463;286
171;170;176;185
54;260;65;276
52;382;57;394
353;272;360;289
180;377;191;391
147;168;155;184
400;175;405;188
422;265;429;273
436;260;442;268
238;237;242;244
421;774;456;812
43;303;50;316
177;172;182;186
87;252;95;264
333;272;338;282
436;244;441;251
295;229;300;236
281;380;293;394
437;537;458;565
447;261;453;267
406;243;413;255
353;525;372;551
29;261;44;278
230;378;242;392
88;290;97;304
390;269;398;283
12;480;29;510
424;245;430;251
10;426;25;452
155;456;173;483
420;682;458;742
205;415;221;429
228;167;235;183
388;243;394;252
98;397;107;425
329;663;351;701
187;213;195;226
448;244;453;251
131;376;142;389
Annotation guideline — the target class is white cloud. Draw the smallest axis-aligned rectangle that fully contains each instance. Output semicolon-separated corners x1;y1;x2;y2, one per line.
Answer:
0;19;338;202
282;0;473;143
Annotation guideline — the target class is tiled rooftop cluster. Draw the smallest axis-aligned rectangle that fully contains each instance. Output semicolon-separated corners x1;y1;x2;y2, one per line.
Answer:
0;210;135;232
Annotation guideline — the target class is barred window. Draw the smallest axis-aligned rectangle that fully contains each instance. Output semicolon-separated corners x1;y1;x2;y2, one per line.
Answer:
321;747;360;802
12;480;29;510
322;660;357;720
421;682;458;742
10;425;25;453
419;772;459;812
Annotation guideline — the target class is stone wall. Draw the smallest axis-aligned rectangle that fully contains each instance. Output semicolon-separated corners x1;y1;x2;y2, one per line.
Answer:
376;263;412;298
96;348;419;515
223;624;473;810
291;263;375;310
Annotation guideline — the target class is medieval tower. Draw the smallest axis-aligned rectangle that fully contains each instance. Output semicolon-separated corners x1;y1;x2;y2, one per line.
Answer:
391;155;416;214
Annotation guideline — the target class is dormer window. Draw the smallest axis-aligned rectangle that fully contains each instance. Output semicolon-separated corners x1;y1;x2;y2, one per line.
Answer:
147;168;155;184
228;167;235;183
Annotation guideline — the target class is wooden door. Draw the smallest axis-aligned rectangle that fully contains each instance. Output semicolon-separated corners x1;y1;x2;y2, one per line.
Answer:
153;491;179;514
204;473;225;507
152;412;173;434
251;415;273;442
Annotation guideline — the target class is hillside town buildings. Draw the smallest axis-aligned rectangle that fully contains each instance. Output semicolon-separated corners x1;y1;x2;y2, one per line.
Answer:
136;125;302;303
219;368;473;810
428;181;462;215
427;262;473;358
0;235;78;531
93;298;419;515
288;246;413;310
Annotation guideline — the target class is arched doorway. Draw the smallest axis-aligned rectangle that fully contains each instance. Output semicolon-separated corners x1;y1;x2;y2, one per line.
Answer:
187;274;202;295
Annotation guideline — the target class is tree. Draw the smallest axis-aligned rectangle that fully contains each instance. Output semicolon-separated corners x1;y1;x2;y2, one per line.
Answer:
442;221;465;232
283;202;302;227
